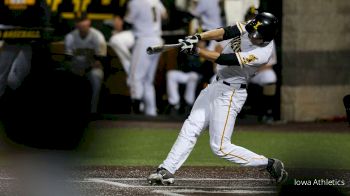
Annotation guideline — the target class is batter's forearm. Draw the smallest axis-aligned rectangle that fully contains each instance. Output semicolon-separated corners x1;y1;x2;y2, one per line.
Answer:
198;48;220;62
198;48;240;66
198;28;225;41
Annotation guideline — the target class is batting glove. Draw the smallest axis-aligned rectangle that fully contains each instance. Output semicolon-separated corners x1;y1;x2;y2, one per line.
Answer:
180;41;199;55
178;33;201;45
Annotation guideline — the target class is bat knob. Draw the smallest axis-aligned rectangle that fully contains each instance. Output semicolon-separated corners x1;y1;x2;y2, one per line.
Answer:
146;47;153;55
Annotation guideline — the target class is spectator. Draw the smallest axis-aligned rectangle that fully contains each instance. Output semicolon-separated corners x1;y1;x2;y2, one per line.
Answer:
64;14;107;114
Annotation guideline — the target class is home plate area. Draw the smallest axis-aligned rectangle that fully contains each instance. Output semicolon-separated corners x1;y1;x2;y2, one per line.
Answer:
1;166;350;195
83;177;278;195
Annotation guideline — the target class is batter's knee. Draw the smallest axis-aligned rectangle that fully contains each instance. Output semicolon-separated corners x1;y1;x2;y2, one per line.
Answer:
209;138;230;156
209;140;237;158
209;142;222;157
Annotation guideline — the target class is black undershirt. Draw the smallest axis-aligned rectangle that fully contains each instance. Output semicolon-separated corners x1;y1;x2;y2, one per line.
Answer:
214;25;242;66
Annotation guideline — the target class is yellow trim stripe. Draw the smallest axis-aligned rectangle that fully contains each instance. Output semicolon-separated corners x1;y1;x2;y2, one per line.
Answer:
236;53;244;69
218;90;248;162
236;22;243;34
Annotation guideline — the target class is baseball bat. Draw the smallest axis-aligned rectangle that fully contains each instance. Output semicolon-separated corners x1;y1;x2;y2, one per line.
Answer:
146;43;183;55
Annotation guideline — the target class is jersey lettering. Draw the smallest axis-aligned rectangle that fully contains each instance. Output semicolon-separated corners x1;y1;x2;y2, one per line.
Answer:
229;36;241;53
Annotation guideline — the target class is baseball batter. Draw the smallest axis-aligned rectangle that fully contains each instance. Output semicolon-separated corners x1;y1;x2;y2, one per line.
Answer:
126;0;167;116
148;12;288;185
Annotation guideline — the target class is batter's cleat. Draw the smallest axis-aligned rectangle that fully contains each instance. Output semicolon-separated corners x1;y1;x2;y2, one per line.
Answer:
266;158;288;184
147;167;175;185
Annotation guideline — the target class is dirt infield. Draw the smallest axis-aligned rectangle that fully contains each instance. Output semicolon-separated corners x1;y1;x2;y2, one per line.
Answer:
0;166;349;195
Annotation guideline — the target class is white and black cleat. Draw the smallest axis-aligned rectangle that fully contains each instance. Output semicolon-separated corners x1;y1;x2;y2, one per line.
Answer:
147;167;175;186
266;158;288;184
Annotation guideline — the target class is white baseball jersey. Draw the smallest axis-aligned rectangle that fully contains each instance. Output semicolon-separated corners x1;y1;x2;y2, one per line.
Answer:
217;22;274;84
191;0;223;30
124;0;166;38
65;27;107;57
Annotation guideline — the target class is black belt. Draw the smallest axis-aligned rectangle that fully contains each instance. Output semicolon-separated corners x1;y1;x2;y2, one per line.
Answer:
222;81;247;89
216;75;247;89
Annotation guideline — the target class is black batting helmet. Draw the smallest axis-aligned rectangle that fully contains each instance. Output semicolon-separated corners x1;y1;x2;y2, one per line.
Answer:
245;12;278;43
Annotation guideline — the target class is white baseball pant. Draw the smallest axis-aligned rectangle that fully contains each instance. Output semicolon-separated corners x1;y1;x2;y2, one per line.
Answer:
129;37;162;116
109;30;135;75
167;70;199;106
160;80;268;174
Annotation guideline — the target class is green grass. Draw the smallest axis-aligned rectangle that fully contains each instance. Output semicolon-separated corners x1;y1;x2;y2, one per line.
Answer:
77;128;350;169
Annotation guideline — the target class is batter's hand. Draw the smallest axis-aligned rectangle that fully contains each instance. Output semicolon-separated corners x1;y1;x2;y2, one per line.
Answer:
178;33;201;45
180;41;199;55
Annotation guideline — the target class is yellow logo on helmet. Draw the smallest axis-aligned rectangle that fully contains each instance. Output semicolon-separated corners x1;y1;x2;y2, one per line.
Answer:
253;21;263;30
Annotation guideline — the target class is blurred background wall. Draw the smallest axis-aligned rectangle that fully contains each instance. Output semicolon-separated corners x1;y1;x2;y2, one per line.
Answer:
282;0;350;121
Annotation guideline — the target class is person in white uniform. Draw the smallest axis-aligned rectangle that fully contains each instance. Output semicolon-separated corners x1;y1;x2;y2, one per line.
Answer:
109;16;135;75
126;0;167;116
64;16;107;114
148;12;288;185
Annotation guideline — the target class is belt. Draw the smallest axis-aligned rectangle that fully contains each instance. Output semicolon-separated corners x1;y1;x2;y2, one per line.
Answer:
216;75;247;89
